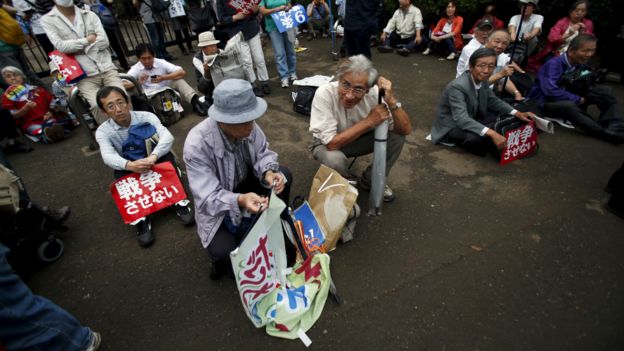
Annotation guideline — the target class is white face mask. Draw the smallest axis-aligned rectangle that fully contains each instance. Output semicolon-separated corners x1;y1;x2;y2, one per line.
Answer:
55;0;74;8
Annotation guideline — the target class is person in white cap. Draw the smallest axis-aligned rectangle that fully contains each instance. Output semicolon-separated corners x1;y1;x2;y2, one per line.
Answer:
191;31;221;105
508;0;543;58
183;78;294;280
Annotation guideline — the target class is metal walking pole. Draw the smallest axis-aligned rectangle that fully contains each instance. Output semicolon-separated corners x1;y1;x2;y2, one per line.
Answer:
502;0;530;93
368;89;388;216
328;0;339;60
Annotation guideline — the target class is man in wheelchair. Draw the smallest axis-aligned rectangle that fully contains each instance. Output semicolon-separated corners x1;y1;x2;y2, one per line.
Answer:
124;43;209;117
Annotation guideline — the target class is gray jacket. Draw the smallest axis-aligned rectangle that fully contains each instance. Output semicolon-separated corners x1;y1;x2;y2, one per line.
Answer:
41;6;116;77
183;118;279;248
430;71;514;144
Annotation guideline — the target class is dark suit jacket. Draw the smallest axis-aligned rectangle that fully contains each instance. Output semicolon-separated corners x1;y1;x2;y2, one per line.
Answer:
430;71;514;144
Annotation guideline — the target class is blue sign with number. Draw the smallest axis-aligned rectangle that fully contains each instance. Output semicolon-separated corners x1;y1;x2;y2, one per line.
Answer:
293;201;326;251
270;4;307;33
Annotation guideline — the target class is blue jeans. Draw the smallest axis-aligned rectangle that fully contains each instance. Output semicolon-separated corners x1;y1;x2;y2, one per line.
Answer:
0;244;92;350
268;29;296;80
145;22;168;59
427;37;456;54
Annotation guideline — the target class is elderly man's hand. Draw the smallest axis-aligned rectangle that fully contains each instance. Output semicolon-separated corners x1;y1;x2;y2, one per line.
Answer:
264;170;285;194
238;193;269;214
377;76;397;105
365;104;391;128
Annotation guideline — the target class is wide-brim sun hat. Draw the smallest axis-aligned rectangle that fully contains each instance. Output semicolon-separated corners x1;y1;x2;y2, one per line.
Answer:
197;31;220;47
208;79;267;124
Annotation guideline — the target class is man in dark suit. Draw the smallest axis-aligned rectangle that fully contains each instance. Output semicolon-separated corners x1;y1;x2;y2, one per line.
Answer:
430;48;535;156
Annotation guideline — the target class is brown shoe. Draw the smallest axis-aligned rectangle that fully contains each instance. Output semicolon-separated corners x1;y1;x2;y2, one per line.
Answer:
43;124;65;143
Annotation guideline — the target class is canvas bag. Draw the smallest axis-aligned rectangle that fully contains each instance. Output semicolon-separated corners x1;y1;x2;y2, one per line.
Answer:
308;165;358;252
147;88;183;126
230;192;331;345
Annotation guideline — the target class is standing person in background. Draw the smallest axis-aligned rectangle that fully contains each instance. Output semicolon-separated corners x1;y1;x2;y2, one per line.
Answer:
423;1;463;60
12;0;55;55
168;0;194;55
0;2;47;89
341;0;377;59
217;0;271;96
133;0;176;60
259;0;297;88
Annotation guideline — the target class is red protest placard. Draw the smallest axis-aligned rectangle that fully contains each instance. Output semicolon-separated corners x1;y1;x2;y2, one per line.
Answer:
500;121;538;166
48;50;86;84
110;162;187;224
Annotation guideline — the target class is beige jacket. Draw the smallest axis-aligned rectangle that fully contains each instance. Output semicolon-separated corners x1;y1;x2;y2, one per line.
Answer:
41;5;116;76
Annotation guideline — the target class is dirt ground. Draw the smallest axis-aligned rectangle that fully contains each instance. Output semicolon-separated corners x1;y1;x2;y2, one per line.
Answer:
7;36;624;350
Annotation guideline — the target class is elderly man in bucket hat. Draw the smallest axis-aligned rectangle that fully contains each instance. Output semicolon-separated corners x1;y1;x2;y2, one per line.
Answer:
183;79;294;280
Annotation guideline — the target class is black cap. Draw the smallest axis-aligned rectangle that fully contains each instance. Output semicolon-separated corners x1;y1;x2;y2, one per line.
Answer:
476;19;494;30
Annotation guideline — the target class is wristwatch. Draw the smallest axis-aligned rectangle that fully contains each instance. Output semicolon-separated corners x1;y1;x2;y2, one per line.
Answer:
389;101;402;111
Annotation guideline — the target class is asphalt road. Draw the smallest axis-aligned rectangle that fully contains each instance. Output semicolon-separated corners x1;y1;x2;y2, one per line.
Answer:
7;36;624;350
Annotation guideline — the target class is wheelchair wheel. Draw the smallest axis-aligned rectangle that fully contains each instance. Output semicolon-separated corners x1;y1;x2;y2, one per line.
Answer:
37;237;64;263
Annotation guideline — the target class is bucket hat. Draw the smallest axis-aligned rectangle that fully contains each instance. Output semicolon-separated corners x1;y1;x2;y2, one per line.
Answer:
522;0;539;10
208;79;267;124
197;31;220;47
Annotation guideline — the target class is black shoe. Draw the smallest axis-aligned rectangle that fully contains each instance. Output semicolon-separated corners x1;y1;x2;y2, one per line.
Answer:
261;82;271;95
136;219;154;247
253;86;264;97
174;202;195;225
377;45;393;53
5;140;33;153
42;205;71;223
182;48;190;55
209;260;232;280
600;129;624;144
191;96;208;116
396;48;411;57
164;54;177;61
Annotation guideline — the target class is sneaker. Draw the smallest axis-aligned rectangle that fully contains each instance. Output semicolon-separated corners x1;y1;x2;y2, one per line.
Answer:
422;48;431;55
446;52;457;60
261;82;271;95
135;218;154;247
396;48;411;57
281;78;289;88
377;45;393;53
85;331;101;351
43;124;65;143
289;73;298;82
358;181;396;203
174;202;195;225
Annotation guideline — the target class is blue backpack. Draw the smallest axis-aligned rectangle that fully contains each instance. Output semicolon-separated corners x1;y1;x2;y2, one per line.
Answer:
122;123;158;161
90;1;117;29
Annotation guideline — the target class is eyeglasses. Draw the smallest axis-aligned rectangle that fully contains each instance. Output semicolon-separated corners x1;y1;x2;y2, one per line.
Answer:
474;63;496;70
339;81;367;96
104;100;128;111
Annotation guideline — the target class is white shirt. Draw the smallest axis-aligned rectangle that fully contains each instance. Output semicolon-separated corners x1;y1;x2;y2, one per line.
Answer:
127;58;183;92
382;5;423;39
310;82;394;145
508;14;543;38
456;38;484;78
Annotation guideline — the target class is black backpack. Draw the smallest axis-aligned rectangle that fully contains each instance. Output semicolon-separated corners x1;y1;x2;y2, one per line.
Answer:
293;86;317;116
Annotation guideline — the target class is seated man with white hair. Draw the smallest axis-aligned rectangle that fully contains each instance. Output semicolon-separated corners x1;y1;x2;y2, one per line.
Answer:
309;55;412;202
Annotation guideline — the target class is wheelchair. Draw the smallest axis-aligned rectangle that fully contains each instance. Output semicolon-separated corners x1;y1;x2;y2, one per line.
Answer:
68;74;154;151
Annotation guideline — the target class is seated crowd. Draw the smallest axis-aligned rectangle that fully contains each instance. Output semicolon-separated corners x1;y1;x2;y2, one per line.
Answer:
1;0;623;349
